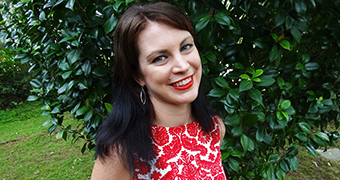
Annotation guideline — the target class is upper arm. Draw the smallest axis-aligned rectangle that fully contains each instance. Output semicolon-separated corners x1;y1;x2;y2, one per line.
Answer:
216;116;226;144
91;151;133;180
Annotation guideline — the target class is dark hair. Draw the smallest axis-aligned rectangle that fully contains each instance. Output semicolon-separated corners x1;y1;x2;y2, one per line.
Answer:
95;1;214;177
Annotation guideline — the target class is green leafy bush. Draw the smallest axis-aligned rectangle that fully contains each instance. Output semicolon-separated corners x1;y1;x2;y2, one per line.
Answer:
0;45;31;109
1;0;339;179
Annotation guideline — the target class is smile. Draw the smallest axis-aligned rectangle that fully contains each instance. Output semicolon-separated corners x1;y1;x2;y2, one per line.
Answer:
170;76;194;90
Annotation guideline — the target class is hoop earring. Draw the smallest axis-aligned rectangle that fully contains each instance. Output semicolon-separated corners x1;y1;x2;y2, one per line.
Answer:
140;85;146;105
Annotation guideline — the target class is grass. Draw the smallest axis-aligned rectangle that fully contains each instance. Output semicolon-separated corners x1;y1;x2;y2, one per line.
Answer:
286;147;340;180
0;101;339;179
0;101;95;179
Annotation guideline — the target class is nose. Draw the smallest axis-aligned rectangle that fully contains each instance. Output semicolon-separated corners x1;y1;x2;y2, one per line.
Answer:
172;54;190;74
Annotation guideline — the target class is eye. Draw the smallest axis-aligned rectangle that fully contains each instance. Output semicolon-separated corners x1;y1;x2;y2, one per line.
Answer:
180;44;193;52
152;55;168;63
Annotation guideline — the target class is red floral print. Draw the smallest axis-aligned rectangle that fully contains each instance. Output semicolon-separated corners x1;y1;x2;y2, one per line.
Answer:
135;116;226;180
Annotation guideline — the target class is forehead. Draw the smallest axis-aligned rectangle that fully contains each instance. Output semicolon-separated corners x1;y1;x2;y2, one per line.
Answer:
137;22;192;54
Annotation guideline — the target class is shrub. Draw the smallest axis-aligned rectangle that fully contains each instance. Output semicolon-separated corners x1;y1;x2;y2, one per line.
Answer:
1;0;339;179
0;45;32;109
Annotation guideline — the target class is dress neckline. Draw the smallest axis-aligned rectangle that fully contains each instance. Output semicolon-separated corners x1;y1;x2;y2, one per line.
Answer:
151;120;197;129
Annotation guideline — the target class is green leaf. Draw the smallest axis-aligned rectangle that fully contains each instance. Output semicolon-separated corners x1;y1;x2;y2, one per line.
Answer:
305;62;319;71
214;77;229;89
195;14;211;33
57;83;68;94
48;124;57;134
253;69;264;78
289;156;299;171
81;60;91;76
267;164;275;180
239;80;253;92
105;103;112;113
59;61;70;71
78;83;87;90
62;70;72;79
268;154;280;163
279;40;291;50
227;157;240;172
246;67;255;74
228;89;239;101
269;45;279;62
249;89;263;106
295;0;307;14
295;132;308;142
27;95;39;101
30;79;42;88
279;160;290;172
275;11;285;28
67;49;81;65
230;150;243;157
207;88;226;97
281;100;291;110
205;50;216;62
252;78;261;82
298;122;312;134
92;66;109;77
234;63;244;69
257;76;276;86
56;129;64;139
225;114;241;126
276;111;284;120
43;0;56;9
231;126;242;137
241;134;250;153
65;0;75;10
39;11;46;21
271;33;279;42
84;109;94;122
256;127;266;142
240;74;250;80
314;131;329;141
302;54;310;63
104;15;118;34
305;144;317;157
76;106;90;117
291;27;301;43
42;119;51;127
215;11;231;26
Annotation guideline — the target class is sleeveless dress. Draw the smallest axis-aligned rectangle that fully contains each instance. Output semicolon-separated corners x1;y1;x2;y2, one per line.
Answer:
135;116;227;180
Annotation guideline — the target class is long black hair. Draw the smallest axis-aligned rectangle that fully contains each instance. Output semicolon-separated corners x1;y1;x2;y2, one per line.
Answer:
95;2;214;177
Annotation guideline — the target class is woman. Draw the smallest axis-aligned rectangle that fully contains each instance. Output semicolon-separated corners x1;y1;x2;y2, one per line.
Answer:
91;2;226;179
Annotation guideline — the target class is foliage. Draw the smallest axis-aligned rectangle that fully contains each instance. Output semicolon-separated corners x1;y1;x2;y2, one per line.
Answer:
0;45;32;109
1;0;339;179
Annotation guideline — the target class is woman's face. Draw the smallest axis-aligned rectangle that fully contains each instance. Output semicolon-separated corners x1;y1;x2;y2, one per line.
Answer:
137;21;202;107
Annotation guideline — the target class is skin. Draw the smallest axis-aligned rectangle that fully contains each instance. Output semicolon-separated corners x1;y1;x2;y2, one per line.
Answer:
137;21;202;127
91;21;226;179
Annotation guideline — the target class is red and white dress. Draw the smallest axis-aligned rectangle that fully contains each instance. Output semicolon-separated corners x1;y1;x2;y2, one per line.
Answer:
135;116;226;180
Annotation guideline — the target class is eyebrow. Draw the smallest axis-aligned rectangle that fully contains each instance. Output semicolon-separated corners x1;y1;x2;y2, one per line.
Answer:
146;36;193;59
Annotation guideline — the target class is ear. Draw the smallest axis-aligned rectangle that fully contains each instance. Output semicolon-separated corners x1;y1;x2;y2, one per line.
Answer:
134;77;145;86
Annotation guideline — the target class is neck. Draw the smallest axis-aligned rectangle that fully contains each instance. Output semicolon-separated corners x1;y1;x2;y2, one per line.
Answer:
151;100;193;127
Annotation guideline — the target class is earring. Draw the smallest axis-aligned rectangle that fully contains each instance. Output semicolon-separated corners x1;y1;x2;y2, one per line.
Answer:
140;85;146;105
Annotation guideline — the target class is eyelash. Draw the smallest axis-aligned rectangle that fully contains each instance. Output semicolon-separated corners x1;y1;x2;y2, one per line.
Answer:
151;44;193;63
181;44;193;52
152;55;168;63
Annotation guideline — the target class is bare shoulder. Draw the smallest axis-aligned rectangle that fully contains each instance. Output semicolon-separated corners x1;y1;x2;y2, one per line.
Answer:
215;115;226;144
91;148;133;180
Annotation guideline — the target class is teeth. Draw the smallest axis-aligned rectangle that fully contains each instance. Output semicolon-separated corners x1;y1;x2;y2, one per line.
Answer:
173;77;191;87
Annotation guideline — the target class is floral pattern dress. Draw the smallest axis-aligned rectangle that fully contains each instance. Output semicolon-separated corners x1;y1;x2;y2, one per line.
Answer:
135;116;226;180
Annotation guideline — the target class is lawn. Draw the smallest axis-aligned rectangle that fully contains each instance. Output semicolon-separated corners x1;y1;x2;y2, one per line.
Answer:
0;101;339;179
0;101;95;179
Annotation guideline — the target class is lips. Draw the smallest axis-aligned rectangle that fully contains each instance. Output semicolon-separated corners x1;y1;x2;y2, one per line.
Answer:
170;75;194;90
